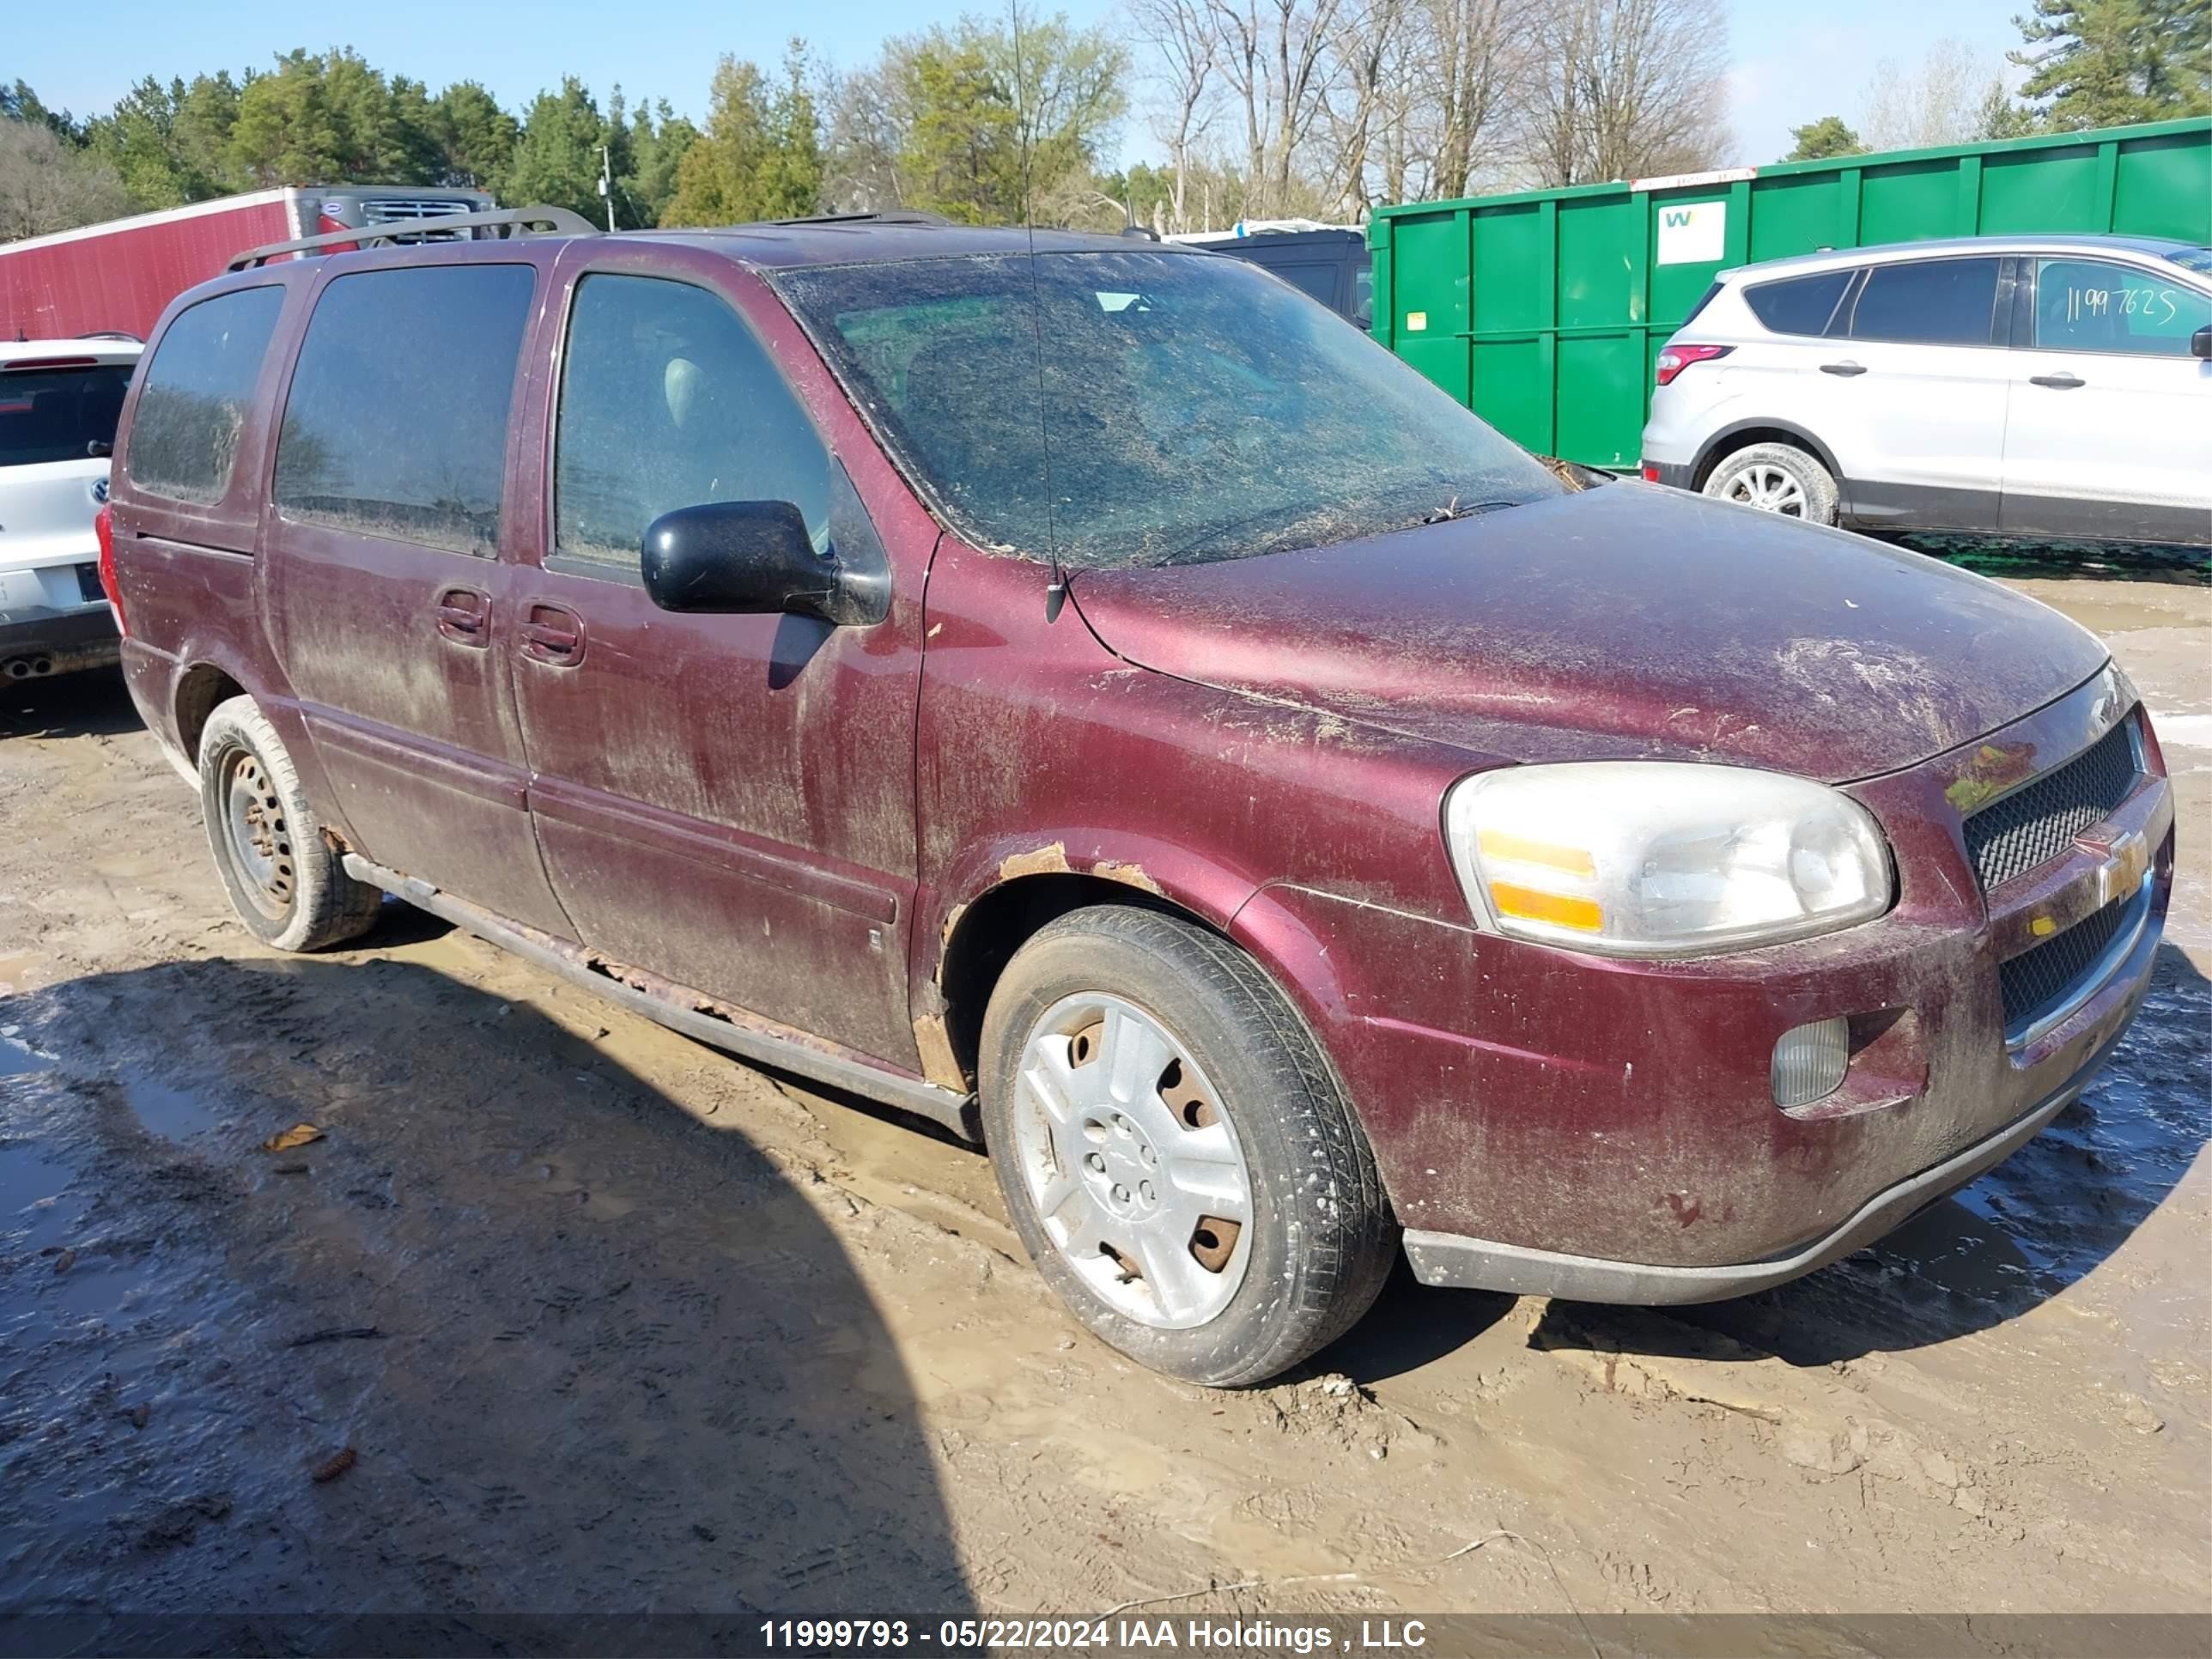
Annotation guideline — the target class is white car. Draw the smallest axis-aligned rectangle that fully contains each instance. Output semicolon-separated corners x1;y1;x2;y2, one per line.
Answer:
1639;235;2212;545
1;337;141;682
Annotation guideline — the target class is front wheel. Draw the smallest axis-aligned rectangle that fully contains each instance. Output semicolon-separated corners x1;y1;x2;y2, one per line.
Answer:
979;905;1397;1387
1701;441;1838;525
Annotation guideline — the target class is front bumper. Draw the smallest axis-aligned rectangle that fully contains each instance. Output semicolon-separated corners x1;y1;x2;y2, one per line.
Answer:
1403;1006;2136;1301
1232;671;2174;1285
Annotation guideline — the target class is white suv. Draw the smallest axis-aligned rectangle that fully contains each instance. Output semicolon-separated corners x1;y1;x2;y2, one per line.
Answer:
0;337;140;682
1640;235;2212;546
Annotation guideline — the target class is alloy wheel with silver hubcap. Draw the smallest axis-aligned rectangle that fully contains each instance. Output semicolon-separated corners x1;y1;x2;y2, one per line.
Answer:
980;904;1399;1385
1012;993;1251;1330
1713;460;1808;516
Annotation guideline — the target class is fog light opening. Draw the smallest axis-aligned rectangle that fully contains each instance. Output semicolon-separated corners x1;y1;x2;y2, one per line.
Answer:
1772;1017;1850;1109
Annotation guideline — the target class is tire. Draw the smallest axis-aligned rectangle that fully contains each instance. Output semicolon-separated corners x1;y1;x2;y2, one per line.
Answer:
197;695;383;951
979;905;1397;1388
1701;441;1839;525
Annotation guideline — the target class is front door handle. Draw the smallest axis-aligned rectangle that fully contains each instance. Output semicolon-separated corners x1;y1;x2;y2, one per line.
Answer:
519;604;585;666
434;587;489;647
1820;360;1868;377
2029;372;2085;389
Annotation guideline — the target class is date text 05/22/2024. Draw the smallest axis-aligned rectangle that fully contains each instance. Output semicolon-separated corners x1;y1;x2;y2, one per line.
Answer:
757;1619;1431;1653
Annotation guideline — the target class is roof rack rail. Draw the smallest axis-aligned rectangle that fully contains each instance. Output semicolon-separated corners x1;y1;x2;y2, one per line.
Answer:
226;205;599;271
766;210;952;228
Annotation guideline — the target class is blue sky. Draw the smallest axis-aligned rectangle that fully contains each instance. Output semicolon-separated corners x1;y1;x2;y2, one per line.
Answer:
12;0;2028;173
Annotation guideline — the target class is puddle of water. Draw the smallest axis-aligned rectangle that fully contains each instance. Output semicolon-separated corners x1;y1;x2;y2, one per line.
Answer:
1946;966;2211;1296
122;1076;222;1142
50;1255;160;1318
0;1036;50;1079
0;1140;67;1224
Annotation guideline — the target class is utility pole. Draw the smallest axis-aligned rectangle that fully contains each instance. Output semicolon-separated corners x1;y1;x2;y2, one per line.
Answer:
598;144;617;233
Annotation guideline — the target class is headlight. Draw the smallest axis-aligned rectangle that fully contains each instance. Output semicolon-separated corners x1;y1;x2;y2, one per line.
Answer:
1443;763;1892;957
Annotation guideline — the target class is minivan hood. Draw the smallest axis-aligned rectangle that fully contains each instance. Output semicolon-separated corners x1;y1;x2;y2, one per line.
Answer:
1068;483;2109;783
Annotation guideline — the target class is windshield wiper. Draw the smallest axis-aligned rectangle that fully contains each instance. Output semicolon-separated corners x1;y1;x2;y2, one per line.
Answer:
1421;496;1520;525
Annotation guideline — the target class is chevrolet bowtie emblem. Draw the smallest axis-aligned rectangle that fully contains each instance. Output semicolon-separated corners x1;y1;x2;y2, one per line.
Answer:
2085;827;2150;908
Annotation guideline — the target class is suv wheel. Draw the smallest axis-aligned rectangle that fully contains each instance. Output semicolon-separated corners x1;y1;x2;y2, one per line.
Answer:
198;695;383;951
1702;441;1838;525
979;905;1397;1387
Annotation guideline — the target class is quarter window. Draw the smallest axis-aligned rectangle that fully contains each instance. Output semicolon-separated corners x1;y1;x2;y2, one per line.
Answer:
275;265;534;556
1848;258;2001;347
1742;269;1854;337
2033;258;2212;356
553;273;829;575
125;287;284;503
1273;263;1340;307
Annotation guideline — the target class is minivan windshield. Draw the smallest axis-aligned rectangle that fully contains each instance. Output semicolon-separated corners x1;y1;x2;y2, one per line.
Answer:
0;362;133;467
774;250;1559;569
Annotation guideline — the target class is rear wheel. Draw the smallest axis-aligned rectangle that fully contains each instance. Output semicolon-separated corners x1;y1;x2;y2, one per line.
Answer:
198;696;383;951
1701;441;1838;525
979;905;1397;1387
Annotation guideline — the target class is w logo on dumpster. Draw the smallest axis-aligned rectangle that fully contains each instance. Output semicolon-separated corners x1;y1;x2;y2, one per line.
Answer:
1656;201;1725;265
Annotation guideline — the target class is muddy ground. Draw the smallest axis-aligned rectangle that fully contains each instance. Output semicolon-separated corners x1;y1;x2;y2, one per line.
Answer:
1;561;2207;1651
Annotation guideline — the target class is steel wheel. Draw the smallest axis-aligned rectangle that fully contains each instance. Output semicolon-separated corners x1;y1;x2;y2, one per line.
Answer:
218;747;295;921
1713;460;1809;516
1011;993;1252;1331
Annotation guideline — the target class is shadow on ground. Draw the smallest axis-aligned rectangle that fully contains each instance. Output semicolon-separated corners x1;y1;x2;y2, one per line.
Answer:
1537;942;2210;1369
0;952;974;1651
0;666;142;743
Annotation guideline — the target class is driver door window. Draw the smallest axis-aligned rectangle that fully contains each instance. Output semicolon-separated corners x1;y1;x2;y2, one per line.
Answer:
2032;258;2212;357
553;273;830;576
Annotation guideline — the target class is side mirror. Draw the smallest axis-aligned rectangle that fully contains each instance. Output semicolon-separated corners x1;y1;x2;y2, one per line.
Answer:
2193;324;2212;361
87;439;112;459
641;500;881;626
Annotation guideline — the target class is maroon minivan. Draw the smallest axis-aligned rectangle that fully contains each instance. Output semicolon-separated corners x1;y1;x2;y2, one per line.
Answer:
100;210;2174;1386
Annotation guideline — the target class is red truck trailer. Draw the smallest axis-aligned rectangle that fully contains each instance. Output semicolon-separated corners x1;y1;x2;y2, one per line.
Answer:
0;185;495;341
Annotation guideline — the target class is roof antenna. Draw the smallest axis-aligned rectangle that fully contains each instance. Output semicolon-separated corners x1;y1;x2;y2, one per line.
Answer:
1009;0;1069;623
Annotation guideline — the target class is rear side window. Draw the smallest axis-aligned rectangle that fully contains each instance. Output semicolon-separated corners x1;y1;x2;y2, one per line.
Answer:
1273;263;1340;307
126;287;284;502
0;360;134;468
276;264;534;556
553;273;828;575
1742;270;1854;337
1848;258;2001;346
2033;258;2212;356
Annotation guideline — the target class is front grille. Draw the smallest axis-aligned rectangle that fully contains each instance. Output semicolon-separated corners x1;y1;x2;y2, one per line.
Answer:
359;198;477;223
1962;719;2138;891
356;198;478;242
1999;890;2137;1034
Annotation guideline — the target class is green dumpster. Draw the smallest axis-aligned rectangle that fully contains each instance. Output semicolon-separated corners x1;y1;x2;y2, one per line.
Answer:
1368;118;2212;470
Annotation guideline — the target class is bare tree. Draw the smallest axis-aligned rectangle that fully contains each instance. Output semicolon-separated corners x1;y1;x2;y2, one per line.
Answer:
1861;38;2006;151
0;119;132;242
818;65;904;212
1320;0;1413;216
1419;0;1525;198
1126;0;1219;231
1206;0;1349;216
1520;0;1729;187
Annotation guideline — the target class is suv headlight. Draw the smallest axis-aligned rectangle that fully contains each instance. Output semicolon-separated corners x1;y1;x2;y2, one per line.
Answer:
1443;763;1892;957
